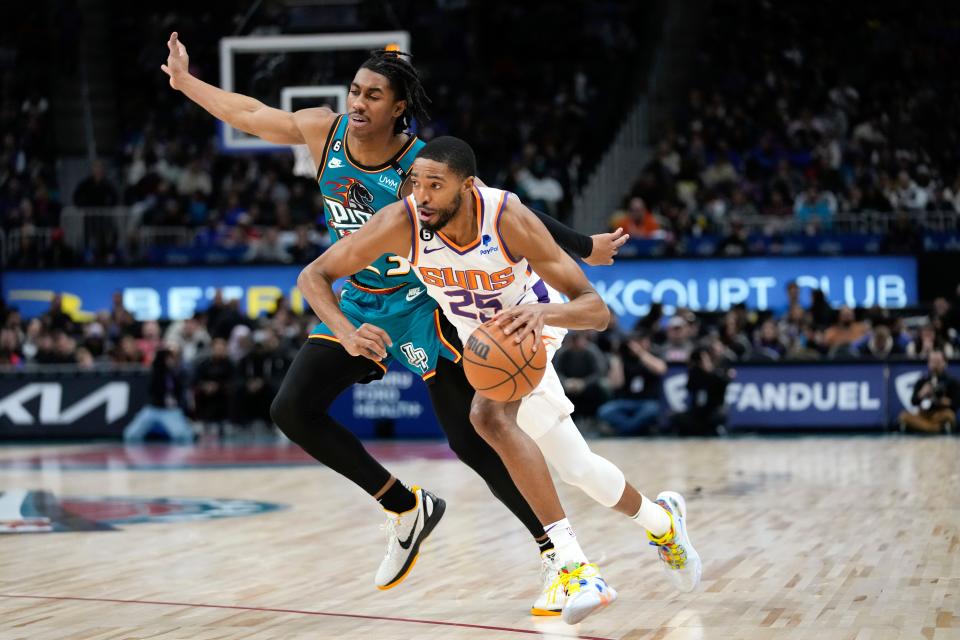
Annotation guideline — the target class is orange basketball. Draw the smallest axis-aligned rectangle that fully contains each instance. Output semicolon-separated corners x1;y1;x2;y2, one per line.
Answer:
463;320;547;402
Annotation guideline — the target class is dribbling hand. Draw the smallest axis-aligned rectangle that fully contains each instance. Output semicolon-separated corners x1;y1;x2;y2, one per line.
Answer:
342;323;393;362
161;32;190;90
493;306;545;352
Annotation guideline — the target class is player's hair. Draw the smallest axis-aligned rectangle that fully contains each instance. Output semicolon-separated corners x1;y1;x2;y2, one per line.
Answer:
360;49;431;134
417;136;477;178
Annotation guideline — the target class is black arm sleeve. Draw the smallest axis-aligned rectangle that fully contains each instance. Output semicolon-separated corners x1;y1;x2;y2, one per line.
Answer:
531;208;593;259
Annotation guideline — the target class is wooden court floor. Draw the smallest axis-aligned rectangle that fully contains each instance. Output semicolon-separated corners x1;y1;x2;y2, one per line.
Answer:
0;435;958;639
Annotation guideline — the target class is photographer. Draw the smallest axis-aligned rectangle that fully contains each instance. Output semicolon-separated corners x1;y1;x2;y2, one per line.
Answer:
598;330;666;435
123;346;195;443
898;350;959;434
672;343;735;436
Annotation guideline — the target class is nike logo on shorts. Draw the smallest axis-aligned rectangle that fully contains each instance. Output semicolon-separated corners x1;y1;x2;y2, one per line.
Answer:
406;287;425;301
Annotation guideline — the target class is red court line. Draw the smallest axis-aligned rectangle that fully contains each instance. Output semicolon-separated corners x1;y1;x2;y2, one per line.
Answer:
0;593;615;640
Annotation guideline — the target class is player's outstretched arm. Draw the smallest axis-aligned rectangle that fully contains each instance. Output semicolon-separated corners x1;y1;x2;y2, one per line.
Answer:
494;195;610;346
297;203;412;361
469;179;627;265
161;32;334;146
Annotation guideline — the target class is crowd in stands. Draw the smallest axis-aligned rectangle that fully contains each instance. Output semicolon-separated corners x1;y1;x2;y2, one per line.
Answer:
2;1;653;268
3;281;958;436
610;0;960;254
0;291;312;433
554;282;960;436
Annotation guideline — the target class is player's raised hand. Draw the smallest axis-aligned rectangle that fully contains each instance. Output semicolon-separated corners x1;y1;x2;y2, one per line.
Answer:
342;323;393;362
160;32;190;90
493;306;546;352
583;227;629;266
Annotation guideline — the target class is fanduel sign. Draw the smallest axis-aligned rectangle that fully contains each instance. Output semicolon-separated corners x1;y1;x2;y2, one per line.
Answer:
583;256;916;326
663;363;889;428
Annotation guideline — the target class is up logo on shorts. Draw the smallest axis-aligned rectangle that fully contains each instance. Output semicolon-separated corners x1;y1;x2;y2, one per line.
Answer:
400;342;429;372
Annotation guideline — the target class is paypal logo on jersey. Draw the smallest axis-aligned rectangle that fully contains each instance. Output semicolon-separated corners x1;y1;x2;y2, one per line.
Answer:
378;174;400;191
479;234;499;255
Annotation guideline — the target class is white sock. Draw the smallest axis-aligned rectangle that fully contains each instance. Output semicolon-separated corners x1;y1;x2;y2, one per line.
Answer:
632;495;671;538
545;518;588;566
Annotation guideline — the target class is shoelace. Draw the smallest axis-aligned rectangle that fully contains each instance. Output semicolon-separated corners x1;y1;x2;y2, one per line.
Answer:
647;510;687;570
380;515;403;557
547;562;600;598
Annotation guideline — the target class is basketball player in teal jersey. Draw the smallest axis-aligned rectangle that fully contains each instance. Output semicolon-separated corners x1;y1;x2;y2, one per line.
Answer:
162;33;628;597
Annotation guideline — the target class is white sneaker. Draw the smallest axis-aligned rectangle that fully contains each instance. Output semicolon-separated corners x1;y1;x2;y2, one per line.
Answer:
648;490;702;593
374;486;446;590
554;562;617;625
530;550;564;616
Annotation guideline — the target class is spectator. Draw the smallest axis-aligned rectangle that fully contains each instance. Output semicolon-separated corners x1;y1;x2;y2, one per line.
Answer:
662;315;695;363
555;331;610;421
609;197;662;238
123;346;194;443
75;347;96;370
718;312;752;360
514;157;564;216
176;159;213;197
246;227;291;263
898;350;959;434
42;293;73;334
753;318;788;360
110;335;143;364
136;320;162;364
823;306;867;353
856;325;902;360
73;159;119;207
234;330;289;429
287;226;323;264
672;345;733;436
597;331;666;435
0;328;23;367
164;316;210;365
793;183;837;229
193;337;235;432
906;323;956;359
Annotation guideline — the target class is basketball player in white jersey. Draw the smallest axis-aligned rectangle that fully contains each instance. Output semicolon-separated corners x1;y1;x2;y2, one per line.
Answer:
299;136;701;623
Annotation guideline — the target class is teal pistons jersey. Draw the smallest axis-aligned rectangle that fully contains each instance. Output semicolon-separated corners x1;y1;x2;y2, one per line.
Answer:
315;114;425;290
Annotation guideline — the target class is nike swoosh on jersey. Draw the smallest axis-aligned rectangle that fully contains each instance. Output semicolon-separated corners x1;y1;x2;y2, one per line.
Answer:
423;246;444;254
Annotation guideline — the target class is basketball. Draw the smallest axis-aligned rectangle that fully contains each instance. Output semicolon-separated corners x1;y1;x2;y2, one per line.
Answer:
463;320;547;402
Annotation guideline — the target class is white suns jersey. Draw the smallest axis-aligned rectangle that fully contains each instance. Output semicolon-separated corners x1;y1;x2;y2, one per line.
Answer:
405;186;566;347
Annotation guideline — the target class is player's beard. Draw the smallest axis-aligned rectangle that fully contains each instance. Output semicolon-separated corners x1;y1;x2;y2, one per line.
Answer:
421;191;461;233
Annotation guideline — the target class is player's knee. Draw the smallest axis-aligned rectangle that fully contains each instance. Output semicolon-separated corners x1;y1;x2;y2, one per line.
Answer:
557;459;593;487
469;400;509;443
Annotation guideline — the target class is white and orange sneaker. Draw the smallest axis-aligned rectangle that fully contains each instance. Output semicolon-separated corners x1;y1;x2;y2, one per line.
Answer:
531;549;564;616
374;486;445;590
554;562;617;624
648;490;701;593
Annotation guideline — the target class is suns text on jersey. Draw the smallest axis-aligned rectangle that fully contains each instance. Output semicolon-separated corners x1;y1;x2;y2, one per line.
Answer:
416;266;515;291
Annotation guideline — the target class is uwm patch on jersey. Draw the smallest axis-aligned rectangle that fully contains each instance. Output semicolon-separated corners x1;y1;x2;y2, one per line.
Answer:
324;177;375;239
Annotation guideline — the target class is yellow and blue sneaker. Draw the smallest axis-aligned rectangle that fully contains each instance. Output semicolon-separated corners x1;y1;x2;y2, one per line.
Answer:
648;490;702;592
554;561;617;624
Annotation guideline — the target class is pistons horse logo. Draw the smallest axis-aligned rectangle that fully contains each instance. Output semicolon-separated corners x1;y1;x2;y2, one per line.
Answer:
324;177;376;238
